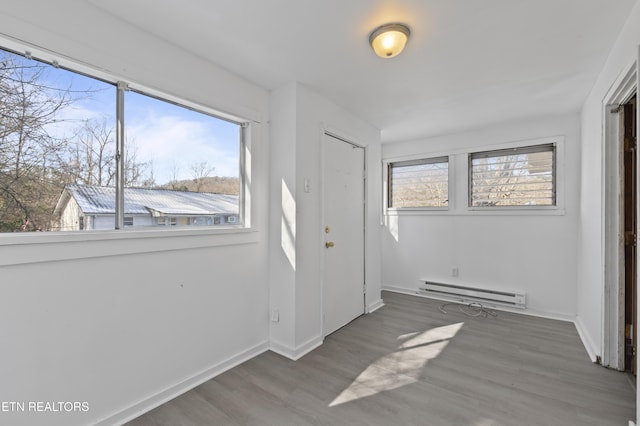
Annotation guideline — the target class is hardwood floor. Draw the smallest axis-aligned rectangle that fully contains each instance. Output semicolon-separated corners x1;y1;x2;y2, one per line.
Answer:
127;291;635;425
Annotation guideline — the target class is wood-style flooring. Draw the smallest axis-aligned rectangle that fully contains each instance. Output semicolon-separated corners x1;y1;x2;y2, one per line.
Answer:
127;291;635;425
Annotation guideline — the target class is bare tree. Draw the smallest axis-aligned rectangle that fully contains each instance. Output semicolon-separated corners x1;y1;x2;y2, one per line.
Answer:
60;122;152;189
471;152;552;206
124;139;144;187
168;160;181;190
190;161;215;192
0;55;75;231
0;51;153;231
58;118;116;186
140;158;156;188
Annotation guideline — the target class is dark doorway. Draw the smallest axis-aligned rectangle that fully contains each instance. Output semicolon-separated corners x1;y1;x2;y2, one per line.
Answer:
624;94;637;375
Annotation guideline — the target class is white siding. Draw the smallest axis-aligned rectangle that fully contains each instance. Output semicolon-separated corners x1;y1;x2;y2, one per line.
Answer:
58;198;82;231
134;216;153;227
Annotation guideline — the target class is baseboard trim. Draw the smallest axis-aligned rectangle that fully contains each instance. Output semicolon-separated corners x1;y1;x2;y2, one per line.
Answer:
367;298;384;313
385;286;603;369
574;315;599;363
294;335;323;359
97;340;269;426
270;335;323;361
269;340;297;359
382;285;575;322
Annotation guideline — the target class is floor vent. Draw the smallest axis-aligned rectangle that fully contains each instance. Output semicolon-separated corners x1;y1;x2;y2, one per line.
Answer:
418;281;526;309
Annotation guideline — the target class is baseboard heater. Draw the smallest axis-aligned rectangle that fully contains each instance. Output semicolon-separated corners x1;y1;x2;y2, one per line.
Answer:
418;281;526;309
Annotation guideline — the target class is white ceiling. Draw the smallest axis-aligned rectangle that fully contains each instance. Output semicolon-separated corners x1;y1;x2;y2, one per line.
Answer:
87;1;636;142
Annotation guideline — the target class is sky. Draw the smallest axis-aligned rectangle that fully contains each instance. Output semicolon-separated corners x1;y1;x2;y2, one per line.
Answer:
8;48;241;186
124;91;240;182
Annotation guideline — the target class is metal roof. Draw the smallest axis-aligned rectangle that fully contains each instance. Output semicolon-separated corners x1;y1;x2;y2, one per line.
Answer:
63;184;239;216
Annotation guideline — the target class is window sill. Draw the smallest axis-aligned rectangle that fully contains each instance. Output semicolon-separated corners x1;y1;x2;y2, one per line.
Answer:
0;226;260;266
386;207;566;217
386;207;449;215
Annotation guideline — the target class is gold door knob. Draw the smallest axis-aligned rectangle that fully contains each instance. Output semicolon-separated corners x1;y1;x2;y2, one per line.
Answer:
325;241;335;248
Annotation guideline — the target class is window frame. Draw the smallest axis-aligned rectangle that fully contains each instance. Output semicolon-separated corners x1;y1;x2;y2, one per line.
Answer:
383;136;565;218
0;39;256;250
384;155;451;213
118;83;249;231
468;142;557;209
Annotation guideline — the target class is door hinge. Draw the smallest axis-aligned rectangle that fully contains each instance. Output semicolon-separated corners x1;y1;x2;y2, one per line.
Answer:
625;232;637;247
626;136;637;151
628;343;636;357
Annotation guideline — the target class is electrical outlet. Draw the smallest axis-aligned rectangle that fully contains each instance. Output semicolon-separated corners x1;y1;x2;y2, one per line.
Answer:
452;267;459;277
270;309;279;323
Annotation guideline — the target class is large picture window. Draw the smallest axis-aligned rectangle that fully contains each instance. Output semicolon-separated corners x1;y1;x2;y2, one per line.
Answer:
0;47;246;233
469;143;556;207
388;157;448;208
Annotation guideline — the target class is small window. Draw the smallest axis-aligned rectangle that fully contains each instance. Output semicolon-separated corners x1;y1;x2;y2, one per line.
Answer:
388;157;448;208
469;143;555;207
154;216;176;226
191;216;212;226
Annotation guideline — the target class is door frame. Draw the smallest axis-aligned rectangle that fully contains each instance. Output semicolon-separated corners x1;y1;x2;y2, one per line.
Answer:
319;125;367;338
603;61;637;370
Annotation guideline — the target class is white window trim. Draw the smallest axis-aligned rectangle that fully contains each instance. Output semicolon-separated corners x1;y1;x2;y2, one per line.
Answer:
0;36;258;252
469;143;556;209
0;227;260;266
383;136;566;217
466;137;564;213
386;156;450;211
383;151;453;215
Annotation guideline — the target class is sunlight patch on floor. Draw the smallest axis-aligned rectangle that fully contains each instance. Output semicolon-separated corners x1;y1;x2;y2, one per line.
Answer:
329;322;464;407
473;419;501;426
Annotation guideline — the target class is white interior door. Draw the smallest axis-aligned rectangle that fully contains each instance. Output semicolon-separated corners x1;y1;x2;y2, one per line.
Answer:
322;133;365;336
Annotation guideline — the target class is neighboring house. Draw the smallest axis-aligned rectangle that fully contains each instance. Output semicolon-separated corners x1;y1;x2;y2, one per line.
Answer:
52;184;239;231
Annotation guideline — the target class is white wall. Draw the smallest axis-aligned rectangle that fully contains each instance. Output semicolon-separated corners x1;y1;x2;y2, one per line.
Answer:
268;83;298;353
578;0;640;364
0;4;270;426
269;82;382;359
295;84;383;342
382;113;581;320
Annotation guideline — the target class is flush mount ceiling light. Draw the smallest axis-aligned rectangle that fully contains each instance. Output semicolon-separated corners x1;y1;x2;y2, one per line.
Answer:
369;23;410;58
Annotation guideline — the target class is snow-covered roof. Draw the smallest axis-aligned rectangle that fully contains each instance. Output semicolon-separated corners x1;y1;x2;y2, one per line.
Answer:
57;184;239;216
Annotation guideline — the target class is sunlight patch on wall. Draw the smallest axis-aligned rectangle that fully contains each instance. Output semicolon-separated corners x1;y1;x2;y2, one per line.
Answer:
242;140;252;227
329;322;464;406
281;179;296;270
386;214;399;242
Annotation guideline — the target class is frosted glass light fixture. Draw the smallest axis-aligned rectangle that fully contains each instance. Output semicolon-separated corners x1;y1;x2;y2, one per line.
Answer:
369;23;410;58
